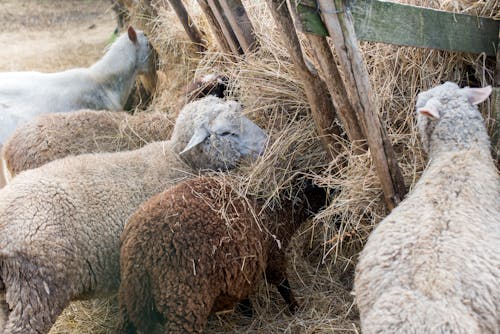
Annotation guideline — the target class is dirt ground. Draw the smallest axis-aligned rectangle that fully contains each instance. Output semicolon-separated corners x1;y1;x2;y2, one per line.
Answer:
0;0;116;72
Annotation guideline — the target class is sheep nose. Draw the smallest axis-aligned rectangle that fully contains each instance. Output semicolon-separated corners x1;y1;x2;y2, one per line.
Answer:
251;131;268;157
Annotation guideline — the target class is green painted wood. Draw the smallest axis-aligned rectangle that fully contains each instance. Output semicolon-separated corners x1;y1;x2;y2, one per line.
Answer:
295;0;499;56
296;0;328;36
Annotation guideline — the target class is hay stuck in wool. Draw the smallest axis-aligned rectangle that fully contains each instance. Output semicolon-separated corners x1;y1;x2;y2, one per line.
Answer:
50;0;498;333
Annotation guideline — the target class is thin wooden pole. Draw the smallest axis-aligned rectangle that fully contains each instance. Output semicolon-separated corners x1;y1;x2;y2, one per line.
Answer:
288;1;364;147
196;0;233;53
219;0;258;53
318;0;406;210
491;42;500;164
207;0;243;54
167;0;207;52
306;35;365;148
265;0;345;159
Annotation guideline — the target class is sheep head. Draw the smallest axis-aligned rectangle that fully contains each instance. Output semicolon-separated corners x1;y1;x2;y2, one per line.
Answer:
415;82;491;155
129;27;155;77
172;96;268;171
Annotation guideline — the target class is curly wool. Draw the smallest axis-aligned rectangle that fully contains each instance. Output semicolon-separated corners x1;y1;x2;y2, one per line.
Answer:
2;110;174;177
0;97;258;334
354;83;500;333
117;176;326;334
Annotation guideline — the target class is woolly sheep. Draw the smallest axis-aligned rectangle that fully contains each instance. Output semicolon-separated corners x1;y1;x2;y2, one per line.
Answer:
0;96;267;334
1;110;172;180
354;82;499;333
117;176;327;334
0;73;229;187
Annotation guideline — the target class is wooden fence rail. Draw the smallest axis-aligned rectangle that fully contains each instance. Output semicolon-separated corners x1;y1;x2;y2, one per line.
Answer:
297;0;499;56
164;0;499;210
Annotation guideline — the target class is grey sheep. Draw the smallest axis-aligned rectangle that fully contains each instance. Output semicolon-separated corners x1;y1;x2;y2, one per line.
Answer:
354;82;499;333
0;96;267;334
117;176;327;334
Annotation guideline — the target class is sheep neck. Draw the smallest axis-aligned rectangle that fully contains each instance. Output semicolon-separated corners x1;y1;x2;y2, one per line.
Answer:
428;105;491;158
89;36;138;109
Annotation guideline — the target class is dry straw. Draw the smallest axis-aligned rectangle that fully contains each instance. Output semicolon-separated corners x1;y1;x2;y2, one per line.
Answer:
51;0;498;333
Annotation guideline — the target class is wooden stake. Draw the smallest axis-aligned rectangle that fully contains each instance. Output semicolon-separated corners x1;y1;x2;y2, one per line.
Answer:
196;0;233;53
265;0;345;159
219;0;258;53
207;0;243;54
491;42;500;164
167;0;207;52
318;0;406;210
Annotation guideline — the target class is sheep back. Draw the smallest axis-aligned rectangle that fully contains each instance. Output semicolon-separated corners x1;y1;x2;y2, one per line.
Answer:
0;140;193;334
2;110;174;177
355;106;500;333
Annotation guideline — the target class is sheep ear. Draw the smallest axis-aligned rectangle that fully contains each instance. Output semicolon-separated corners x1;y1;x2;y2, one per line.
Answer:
180;126;210;155
128;26;138;44
417;99;440;120
462;86;492;105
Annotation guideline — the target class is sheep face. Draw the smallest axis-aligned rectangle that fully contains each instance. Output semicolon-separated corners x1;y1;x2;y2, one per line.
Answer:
416;82;491;153
175;96;268;171
128;27;153;75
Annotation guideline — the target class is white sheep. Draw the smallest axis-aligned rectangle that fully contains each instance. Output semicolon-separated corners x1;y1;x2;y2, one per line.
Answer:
0;26;153;146
354;82;499;333
0;96;267;334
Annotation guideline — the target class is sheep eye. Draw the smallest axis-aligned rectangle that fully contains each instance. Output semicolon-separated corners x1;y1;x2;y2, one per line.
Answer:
220;131;235;136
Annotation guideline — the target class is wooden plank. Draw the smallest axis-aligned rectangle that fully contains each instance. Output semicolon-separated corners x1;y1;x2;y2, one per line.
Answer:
296;0;499;56
264;0;346;160
197;0;233;53
296;0;328;36
318;0;407;210
491;43;500;164
219;0;258;53
167;0;207;52
207;0;243;54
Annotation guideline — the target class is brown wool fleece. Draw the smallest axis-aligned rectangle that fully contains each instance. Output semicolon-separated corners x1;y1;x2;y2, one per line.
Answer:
118;176;326;334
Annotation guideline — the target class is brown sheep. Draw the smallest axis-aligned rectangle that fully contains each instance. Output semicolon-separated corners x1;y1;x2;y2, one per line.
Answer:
117;176;326;334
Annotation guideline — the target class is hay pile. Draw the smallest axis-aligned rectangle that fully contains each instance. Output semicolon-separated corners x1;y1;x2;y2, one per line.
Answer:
50;0;498;333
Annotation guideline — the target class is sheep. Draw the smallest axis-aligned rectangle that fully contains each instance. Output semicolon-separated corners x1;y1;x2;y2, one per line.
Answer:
0;26;154;148
117;176;327;334
0;73;229;186
183;74;229;104
0;95;267;334
1;110;173;181
354;82;499;334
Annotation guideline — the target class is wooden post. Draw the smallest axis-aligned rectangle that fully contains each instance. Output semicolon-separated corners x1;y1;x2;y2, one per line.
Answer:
491;41;500;164
207;0;243;54
306;35;365;149
219;0;258;53
167;0;207;52
318;0;406;210
196;0;233;53
265;0;345;159
290;1;364;147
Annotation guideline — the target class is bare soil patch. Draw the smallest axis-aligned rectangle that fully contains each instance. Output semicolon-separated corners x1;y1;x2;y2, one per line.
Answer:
0;0;116;72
